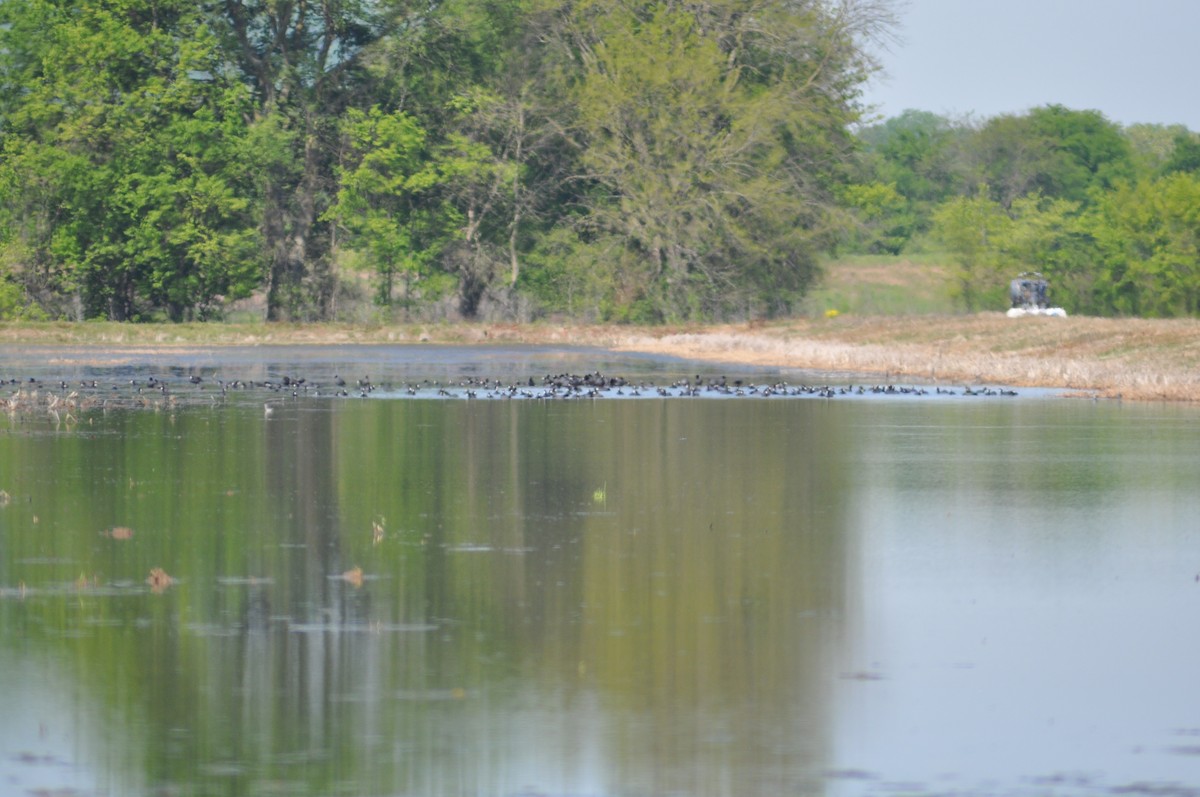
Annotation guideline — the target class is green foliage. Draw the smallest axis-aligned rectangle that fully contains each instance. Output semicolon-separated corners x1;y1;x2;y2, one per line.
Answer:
328;107;435;310
975;105;1133;207
930;191;1012;311
560;0;882;320
860;110;969;203
1124;123;1193;176
520;228;646;322
840;181;914;254
1161;130;1200;175
931;190;1101;314
1088;172;1200;316
213;0;392;321
858;105;1200;319
0;0;260;320
850;110;977;252
4;0;1200;322
1003;195;1094;313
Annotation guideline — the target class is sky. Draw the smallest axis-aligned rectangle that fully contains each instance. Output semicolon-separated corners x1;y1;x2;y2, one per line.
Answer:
859;0;1200;130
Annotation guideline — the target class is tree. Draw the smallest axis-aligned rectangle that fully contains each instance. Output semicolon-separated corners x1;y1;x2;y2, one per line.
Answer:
327;106;453;313
0;0;912;324
849;110;978;252
212;0;390;320
1088;172;1200;316
974;105;1133;208
859;110;972;205
1003;195;1094;314
838;181;912;254
0;0;260;320
1123;123;1193;177
1161;130;1200;176
321;0;567;319
930;191;1011;311
544;0;899;320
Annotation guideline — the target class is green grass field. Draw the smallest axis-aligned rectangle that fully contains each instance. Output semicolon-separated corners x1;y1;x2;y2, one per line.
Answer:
804;254;959;317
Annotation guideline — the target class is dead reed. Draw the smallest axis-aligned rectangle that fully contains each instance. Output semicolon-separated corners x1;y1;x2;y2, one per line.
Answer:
606;314;1200;401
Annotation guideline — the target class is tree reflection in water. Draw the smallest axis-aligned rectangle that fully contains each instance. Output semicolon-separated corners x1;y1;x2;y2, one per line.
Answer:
0;396;850;797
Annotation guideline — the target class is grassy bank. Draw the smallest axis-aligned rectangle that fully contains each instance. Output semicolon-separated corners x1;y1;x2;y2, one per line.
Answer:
2;313;1199;401
606;315;1200;401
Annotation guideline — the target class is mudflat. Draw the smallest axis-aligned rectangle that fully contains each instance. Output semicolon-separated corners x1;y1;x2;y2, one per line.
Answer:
1;314;1197;400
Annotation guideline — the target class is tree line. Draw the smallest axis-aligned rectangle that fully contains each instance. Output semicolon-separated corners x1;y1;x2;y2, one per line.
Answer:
1;1;1197;323
850;107;1200;316
0;0;896;322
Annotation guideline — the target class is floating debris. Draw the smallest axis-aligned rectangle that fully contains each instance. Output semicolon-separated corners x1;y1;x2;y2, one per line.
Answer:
147;567;174;593
104;526;134;540
341;566;364;588
0;489;9;507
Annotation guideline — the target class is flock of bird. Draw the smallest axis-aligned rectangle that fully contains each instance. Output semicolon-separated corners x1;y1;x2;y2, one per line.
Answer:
3;369;1019;418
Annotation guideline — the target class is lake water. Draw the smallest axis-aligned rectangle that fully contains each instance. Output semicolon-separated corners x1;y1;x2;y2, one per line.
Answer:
1;345;1199;797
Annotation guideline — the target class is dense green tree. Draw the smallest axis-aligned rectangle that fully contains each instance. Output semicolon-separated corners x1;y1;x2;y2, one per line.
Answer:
327;106;445;311
212;0;392;320
1161;130;1200;175
838;181;912;254
27;1;1197;323
930;190;1011;311
930;190;1103;314
324;0;570;319
0;0;259;320
859;110;972;204
974;105;1133;208
1088;172;1200;316
1002;195;1095;314
1123;123;1192;177
849;110;976;251
544;0;898;320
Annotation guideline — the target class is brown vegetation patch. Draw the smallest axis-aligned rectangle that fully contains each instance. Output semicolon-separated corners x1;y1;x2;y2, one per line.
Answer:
147;568;173;593
603;315;1200;401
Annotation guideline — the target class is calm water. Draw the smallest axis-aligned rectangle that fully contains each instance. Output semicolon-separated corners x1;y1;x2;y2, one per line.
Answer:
1;346;1199;797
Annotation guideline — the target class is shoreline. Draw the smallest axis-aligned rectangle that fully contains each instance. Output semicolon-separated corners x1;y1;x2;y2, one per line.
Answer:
2;314;1199;401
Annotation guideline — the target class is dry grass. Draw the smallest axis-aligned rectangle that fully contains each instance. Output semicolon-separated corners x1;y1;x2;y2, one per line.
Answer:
600;315;1200;401
2;315;1199;400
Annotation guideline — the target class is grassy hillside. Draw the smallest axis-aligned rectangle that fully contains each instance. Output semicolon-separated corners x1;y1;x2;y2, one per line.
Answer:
803;254;960;317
